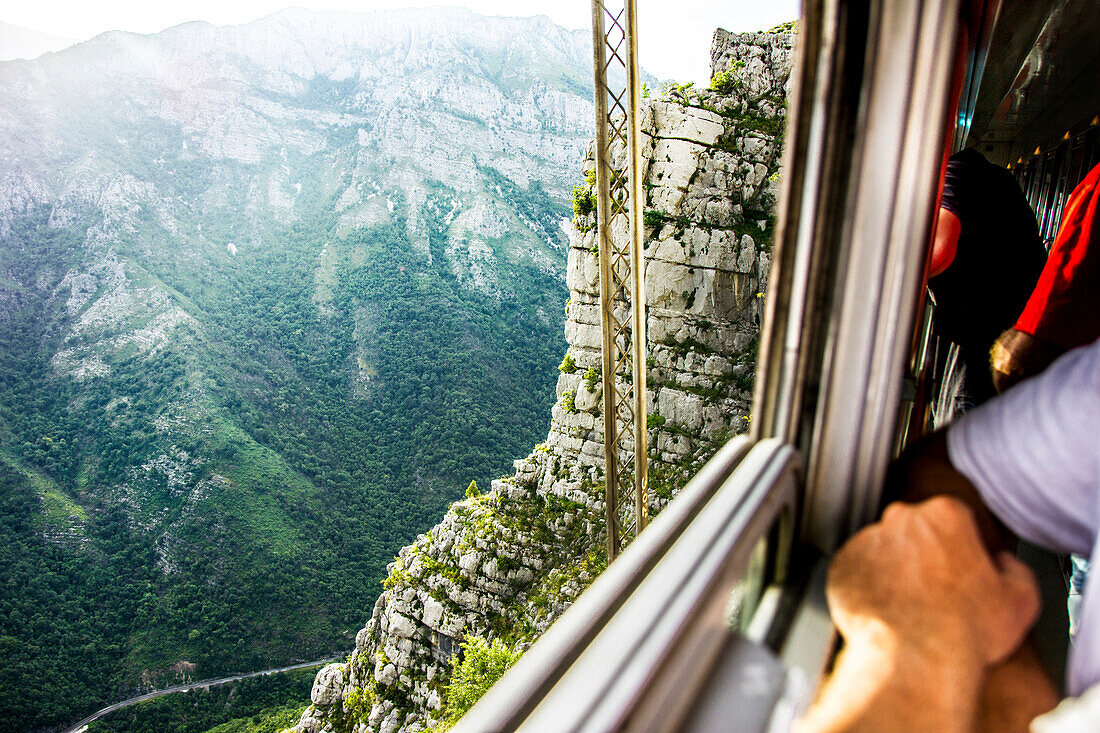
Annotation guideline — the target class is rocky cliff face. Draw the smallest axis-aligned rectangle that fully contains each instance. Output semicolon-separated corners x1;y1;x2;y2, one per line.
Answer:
296;27;795;733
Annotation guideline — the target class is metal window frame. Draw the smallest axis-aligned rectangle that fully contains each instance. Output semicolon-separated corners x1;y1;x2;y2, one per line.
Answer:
452;439;798;733
450;437;753;733
755;0;963;552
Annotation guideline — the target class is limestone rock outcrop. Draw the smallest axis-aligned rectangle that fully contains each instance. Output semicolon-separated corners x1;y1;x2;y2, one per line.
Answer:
295;26;795;733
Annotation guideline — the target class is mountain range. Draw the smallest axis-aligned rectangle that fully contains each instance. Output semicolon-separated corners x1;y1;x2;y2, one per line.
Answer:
0;22;76;61
0;8;593;729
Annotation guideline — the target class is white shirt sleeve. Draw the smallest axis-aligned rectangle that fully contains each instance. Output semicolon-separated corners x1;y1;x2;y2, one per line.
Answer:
1031;681;1100;733
946;338;1100;557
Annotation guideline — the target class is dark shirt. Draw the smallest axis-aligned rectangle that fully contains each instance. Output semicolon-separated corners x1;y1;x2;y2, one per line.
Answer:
929;148;1046;404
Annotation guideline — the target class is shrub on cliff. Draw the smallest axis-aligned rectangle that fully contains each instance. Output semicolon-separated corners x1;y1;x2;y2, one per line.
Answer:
710;59;745;94
434;636;521;731
571;185;596;218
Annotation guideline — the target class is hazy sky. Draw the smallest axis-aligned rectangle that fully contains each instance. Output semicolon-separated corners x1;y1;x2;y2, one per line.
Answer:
3;1;800;83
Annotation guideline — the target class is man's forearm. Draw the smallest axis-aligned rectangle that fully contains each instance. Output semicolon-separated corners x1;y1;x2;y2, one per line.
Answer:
798;631;983;733
869;438;1059;732
978;642;1060;733
799;637;1059;733
883;431;1013;553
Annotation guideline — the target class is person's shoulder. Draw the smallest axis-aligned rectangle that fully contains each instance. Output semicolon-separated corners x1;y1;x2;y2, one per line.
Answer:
950;148;1020;185
944;149;1018;213
948;339;1100;459
949;148;986;164
945;338;1100;556
1057;338;1100;388
999;338;1100;409
947;147;991;172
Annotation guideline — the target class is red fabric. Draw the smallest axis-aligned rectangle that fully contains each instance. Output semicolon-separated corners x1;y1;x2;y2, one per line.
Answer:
1015;161;1100;349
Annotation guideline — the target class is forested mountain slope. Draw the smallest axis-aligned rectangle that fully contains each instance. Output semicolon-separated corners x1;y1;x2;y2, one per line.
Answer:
0;9;592;730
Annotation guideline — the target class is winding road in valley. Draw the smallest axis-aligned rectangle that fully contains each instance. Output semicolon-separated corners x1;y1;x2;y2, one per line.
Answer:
62;657;340;733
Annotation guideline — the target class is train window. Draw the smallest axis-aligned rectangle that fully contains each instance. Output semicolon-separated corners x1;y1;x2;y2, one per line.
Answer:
451;0;1099;730
1012;125;1100;249
728;534;769;634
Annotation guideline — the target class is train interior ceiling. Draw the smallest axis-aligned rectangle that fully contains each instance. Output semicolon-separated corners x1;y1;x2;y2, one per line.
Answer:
965;0;1100;239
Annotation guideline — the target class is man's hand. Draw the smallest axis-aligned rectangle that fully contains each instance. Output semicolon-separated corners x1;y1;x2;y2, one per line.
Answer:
798;498;1042;733
828;496;1040;668
990;328;1065;393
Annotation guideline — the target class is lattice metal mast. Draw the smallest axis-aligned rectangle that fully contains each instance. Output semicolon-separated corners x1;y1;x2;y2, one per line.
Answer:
590;0;648;561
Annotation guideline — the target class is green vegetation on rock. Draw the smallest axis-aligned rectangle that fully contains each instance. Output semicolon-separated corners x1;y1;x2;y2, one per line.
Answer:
433;636;521;731
710;59;746;94
571;184;596;219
